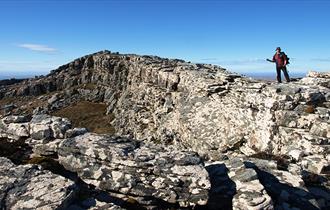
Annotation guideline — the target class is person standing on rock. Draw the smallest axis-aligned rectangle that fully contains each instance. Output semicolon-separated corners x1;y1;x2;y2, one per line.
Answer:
267;47;290;83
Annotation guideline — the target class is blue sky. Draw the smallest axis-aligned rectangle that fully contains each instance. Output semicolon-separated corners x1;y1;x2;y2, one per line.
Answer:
0;0;330;78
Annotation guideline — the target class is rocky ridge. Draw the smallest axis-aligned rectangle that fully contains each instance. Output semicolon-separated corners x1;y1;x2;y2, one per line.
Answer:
0;50;329;209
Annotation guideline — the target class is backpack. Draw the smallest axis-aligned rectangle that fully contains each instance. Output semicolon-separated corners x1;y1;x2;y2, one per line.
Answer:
281;52;290;64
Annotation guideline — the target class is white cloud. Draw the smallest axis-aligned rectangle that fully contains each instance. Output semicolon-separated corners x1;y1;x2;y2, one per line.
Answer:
17;43;57;53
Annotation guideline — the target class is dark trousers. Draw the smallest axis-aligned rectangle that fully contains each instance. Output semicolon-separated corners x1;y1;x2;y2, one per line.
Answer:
276;66;290;83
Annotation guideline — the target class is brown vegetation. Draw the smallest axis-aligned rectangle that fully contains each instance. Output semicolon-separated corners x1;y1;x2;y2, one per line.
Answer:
305;105;315;114
0;96;46;115
52;101;115;134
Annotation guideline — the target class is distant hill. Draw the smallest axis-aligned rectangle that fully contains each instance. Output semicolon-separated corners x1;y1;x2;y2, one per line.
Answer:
0;78;26;86
243;71;306;81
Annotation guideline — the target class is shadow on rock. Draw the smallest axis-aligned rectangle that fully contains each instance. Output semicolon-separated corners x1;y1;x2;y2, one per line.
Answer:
0;137;32;164
197;163;237;210
245;161;327;210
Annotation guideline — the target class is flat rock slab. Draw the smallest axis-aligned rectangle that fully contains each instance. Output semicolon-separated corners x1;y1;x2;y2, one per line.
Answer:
58;133;210;207
0;157;77;210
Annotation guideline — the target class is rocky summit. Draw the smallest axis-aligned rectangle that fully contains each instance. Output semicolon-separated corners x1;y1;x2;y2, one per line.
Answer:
0;50;329;210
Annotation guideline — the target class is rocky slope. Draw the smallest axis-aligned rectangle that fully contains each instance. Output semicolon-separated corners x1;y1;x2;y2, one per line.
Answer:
0;50;329;209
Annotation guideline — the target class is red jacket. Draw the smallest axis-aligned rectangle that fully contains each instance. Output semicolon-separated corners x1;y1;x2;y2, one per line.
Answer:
273;52;287;67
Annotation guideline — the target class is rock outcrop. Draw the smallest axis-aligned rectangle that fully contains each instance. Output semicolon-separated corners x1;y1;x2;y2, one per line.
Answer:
0;50;329;209
207;156;330;210
0;114;72;156
58;133;210;207
2;51;329;162
0;115;211;208
0;157;77;210
3;114;329;209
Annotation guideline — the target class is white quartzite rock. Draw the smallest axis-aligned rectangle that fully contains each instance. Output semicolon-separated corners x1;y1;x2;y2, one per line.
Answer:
0;157;77;210
58;132;210;207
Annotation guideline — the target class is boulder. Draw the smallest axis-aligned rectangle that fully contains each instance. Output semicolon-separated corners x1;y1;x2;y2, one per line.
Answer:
29;114;71;140
244;157;330;209
47;93;60;105
0;114;73;155
0;157;77;209
2;115;30;124
301;155;330;174
226;158;274;210
65;127;88;138
0;116;30;140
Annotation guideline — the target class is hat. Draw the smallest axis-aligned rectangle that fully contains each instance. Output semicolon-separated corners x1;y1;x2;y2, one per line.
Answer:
276;47;281;51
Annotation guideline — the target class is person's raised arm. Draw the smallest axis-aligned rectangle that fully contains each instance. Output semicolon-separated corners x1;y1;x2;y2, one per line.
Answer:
267;55;275;62
266;59;273;62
